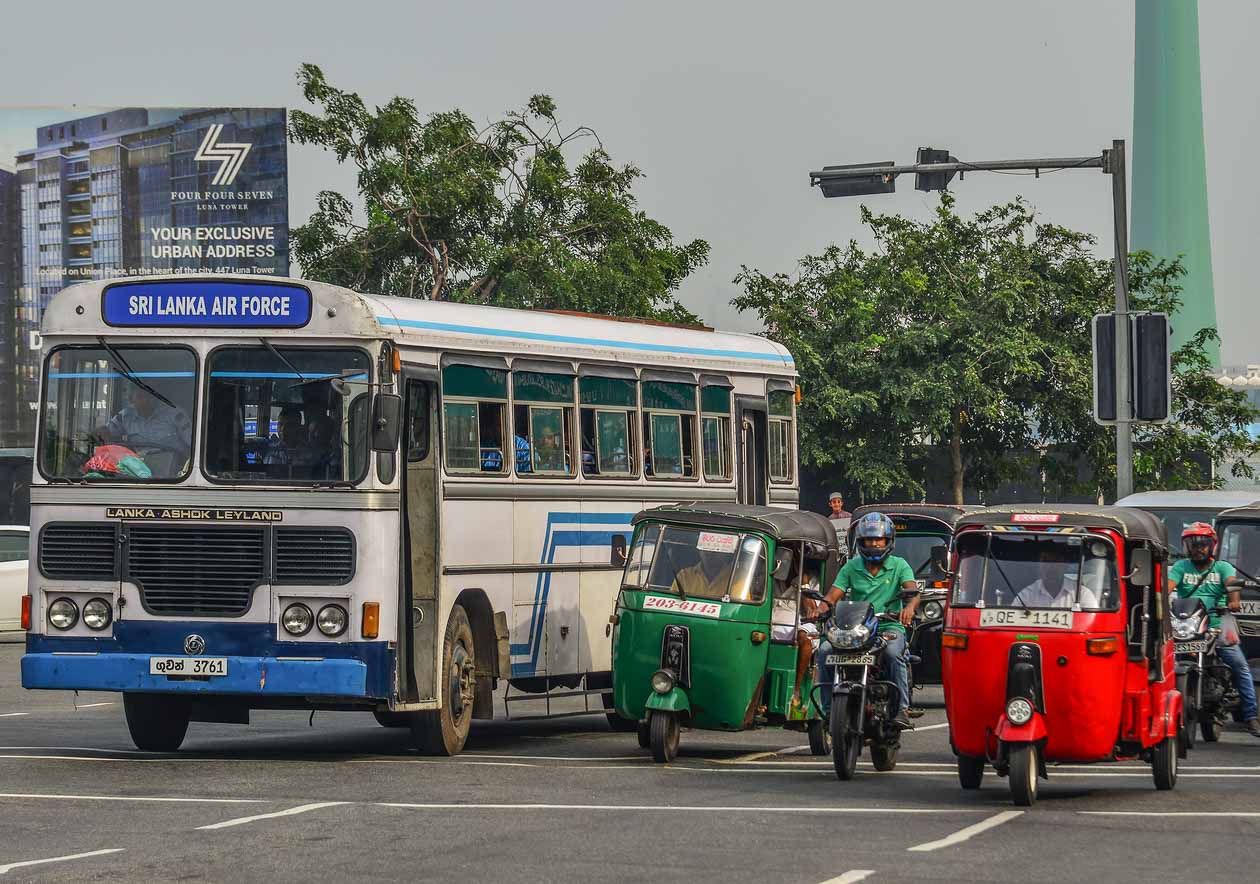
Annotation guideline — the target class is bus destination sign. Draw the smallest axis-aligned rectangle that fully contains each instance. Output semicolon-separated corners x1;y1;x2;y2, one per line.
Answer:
105;507;283;522
102;280;312;328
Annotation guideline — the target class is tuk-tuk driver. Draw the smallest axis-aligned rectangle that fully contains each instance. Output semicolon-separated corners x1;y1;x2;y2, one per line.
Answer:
1016;547;1102;609
817;512;918;730
673;546;734;599
1171;522;1260;738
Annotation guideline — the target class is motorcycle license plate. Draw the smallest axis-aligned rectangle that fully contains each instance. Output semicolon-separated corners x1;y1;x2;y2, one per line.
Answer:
1175;640;1210;654
826;653;876;666
979;608;1072;629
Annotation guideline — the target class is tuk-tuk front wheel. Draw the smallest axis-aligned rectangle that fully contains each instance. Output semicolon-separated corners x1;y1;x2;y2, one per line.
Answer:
649;711;680;763
830;699;860;781
807;718;831;756
636;720;651;749
1008;743;1038;807
958;754;985;790
1153;735;1178;791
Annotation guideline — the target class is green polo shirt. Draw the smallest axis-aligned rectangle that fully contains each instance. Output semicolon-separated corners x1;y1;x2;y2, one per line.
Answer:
832;554;917;634
1169;558;1236;628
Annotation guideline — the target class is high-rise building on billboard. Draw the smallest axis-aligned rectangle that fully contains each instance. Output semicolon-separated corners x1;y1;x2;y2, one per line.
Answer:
0;107;288;446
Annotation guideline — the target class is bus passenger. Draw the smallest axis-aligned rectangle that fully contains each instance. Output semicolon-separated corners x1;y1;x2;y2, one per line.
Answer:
106;387;191;464
264;407;306;465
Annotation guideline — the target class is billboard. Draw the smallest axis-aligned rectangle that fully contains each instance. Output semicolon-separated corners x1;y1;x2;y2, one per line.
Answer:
0;106;289;447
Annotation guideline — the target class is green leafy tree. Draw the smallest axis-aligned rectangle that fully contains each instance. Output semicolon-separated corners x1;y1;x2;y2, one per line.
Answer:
734;194;1260;503
289;64;708;323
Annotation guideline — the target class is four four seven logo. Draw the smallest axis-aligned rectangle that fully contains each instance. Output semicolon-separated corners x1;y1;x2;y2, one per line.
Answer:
194;124;251;186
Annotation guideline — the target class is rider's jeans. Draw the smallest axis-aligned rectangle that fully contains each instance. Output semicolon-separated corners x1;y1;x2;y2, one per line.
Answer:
814;630;910;716
1218;642;1258;722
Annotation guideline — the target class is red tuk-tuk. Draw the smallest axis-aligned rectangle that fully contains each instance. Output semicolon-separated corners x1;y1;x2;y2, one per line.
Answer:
942;506;1181;806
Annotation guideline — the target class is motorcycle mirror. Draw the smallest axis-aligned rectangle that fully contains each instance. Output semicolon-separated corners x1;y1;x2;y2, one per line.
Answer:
1127;547;1153;587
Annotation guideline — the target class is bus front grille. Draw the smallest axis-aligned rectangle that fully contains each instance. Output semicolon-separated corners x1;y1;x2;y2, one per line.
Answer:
127;525;266;616
274;527;355;584
39;523;119;580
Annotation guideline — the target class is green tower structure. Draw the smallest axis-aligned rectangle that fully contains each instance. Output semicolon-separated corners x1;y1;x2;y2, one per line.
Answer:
1131;0;1218;364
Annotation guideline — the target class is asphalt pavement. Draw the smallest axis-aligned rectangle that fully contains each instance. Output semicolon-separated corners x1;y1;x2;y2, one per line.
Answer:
0;643;1258;883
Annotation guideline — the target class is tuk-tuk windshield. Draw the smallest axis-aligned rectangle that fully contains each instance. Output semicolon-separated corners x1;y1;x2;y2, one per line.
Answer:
622;523;768;604
896;534;949;584
1219;521;1260;583
952;532;1119;611
1141;508;1223;558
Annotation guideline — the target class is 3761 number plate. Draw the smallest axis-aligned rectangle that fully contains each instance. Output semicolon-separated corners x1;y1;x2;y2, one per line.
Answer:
1174;640;1210;654
826;653;876;666
979;608;1072;629
149;657;228;676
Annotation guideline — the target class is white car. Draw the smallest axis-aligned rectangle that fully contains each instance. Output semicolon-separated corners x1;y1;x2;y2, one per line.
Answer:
0;525;30;633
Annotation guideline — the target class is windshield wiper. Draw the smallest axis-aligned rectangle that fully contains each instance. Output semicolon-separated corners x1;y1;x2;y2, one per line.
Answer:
983;534;1027;609
260;338;310;386
96;337;176;410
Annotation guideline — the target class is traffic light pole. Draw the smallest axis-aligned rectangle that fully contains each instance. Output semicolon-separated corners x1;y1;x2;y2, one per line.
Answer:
809;141;1135;500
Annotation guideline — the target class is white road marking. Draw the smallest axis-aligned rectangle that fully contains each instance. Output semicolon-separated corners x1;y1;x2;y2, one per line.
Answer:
1079;811;1260;817
904;722;950;732
0;848;124;876
818;871;875;884
907;810;1024;852
73;702;115;709
0;714;28;718
197;801;349;830
350;759;539;768
382;802;986;814
465;754;647;762
0;792;263;803
0;754;134;763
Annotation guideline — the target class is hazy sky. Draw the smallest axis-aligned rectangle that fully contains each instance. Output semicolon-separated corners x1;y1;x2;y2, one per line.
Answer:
2;0;1255;363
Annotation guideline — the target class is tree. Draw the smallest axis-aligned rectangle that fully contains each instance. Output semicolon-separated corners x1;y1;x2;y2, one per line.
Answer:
288;64;708;323
734;194;1260;503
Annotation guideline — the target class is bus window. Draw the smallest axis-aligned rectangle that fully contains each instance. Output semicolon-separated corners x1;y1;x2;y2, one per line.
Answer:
700;383;732;481
512;370;575;476
768;389;794;484
579;376;636;478
642;380;697;480
441;364;507;474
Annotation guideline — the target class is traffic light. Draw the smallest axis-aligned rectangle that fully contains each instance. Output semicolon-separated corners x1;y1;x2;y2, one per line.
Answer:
1092;312;1171;425
915;147;958;192
817;161;896;198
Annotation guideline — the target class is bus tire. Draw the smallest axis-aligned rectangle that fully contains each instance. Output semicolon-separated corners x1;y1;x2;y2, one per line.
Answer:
373;711;412;728
123;693;191;752
412;604;476;756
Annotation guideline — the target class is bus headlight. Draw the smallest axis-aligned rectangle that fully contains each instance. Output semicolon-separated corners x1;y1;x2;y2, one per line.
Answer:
651;669;675;694
317;604;348;637
82;598;113;630
1006;697;1034;726
48;598;79;630
282;603;314;637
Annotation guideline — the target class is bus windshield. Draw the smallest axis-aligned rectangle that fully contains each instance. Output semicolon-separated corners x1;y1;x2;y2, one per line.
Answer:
622;523;767;604
40;346;196;482
952;532;1119;611
204;346;372;484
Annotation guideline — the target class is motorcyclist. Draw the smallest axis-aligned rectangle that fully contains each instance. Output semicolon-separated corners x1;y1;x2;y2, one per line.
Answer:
816;512;919;729
1169;522;1260;738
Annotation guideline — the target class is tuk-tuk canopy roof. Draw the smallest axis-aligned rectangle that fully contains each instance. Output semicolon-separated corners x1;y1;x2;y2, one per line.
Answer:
632;504;841;555
850;503;984;529
1215;504;1260;524
955;504;1168;549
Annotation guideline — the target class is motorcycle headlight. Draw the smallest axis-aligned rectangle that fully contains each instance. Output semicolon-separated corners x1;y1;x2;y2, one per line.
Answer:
922;600;943;621
1172;618;1197;641
827;622;870;649
1006;697;1034;726
651;669;675;695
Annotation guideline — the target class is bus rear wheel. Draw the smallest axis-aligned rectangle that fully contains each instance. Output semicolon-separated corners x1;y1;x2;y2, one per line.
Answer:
412;604;476;756
123;693;191;752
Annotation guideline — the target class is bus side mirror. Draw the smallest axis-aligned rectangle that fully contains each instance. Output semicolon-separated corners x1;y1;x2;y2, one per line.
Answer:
772;548;794;582
1128;547;1153;587
371;393;403;453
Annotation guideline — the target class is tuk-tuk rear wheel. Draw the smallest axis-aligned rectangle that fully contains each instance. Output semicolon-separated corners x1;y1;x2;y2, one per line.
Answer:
637;720;650;749
1200;711;1222;743
1008;744;1038;807
649;711;680;763
958;754;985;790
807;718;831;756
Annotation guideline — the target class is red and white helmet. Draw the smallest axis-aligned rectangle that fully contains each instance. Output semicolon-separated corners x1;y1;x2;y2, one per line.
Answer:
1181;522;1217;562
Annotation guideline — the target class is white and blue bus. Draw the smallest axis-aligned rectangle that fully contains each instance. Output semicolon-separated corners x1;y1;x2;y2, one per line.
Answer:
22;274;798;754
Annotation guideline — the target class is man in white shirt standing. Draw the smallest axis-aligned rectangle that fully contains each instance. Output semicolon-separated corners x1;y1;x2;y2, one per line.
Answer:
1016;547;1101;609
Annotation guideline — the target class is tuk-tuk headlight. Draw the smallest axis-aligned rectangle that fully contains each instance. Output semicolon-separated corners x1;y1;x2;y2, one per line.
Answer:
1006;697;1034;726
1172;617;1199;641
922;600;944;621
827;623;870;649
651;669;675;695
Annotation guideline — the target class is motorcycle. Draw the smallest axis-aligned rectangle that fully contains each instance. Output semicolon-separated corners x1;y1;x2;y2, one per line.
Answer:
1171;598;1240;746
812;599;910;780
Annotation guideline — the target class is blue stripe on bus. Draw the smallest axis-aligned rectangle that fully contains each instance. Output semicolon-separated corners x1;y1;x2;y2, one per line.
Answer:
376;315;794;366
509;511;636;677
209;372;369;379
48;371;196;379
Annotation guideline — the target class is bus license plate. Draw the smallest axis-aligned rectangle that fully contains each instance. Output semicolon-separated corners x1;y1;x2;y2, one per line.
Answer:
979;608;1072;629
149;657;228;676
826;653;876;666
1175;640;1209;654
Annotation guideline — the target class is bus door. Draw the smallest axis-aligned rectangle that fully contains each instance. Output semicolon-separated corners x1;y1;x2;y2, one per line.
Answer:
736;397;768;506
401;373;441;702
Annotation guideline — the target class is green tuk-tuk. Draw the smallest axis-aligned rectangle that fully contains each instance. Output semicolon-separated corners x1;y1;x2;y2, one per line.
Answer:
610;504;842;762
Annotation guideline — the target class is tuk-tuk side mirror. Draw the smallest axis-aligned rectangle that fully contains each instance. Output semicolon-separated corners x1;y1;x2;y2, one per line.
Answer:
610;534;628;568
772;548;794;583
1128;547;1154;587
371;392;403;453
930;544;950;573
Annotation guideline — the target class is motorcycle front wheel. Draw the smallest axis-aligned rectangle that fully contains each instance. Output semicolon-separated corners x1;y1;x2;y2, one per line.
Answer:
830;697;860;780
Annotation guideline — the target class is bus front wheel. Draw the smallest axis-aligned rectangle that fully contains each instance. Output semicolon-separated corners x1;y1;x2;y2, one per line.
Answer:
123;693;191;752
412;604;476;756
